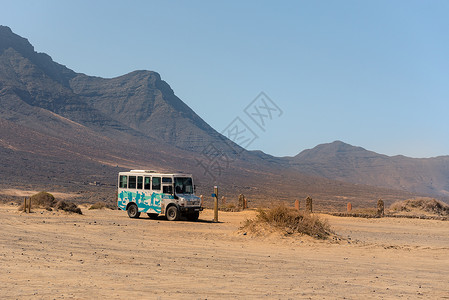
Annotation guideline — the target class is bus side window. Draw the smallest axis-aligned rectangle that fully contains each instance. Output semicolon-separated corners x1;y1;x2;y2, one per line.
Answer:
119;175;128;188
163;185;173;194
162;177;172;183
137;176;143;189
144;177;151;190
128;176;137;189
152;177;161;191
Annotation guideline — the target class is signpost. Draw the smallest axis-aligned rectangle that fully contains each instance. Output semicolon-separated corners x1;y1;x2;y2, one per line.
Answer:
213;186;218;222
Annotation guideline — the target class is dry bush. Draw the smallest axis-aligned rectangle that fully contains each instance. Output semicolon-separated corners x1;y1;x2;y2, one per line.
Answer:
350;207;378;215
390;198;449;216
241;204;332;239
55;200;82;214
18;191;55;211
219;203;240;212
18;191;82;214
31;191;56;207
88;201;115;210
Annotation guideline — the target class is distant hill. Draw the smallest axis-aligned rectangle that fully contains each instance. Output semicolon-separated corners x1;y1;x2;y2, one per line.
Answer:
288;141;449;197
1;25;445;208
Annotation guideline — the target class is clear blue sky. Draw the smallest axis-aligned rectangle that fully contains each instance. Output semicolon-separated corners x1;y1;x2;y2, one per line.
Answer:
2;0;449;158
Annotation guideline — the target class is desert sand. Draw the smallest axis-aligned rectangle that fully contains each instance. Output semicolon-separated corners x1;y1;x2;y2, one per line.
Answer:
1;204;448;299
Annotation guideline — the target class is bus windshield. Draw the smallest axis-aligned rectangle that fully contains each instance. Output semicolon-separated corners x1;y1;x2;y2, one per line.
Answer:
174;177;194;194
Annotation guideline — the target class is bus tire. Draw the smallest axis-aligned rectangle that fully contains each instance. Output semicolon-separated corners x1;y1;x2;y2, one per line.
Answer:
147;213;159;219
127;203;140;218
166;206;179;221
187;212;199;221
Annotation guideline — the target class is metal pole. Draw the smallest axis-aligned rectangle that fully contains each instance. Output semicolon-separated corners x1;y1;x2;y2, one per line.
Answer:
213;186;218;222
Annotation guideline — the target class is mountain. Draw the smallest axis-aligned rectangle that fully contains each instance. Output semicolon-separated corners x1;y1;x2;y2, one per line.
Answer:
0;25;443;208
288;141;449;197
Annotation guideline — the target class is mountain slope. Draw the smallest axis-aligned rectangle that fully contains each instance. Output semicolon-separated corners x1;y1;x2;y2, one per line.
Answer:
0;25;439;208
289;141;449;196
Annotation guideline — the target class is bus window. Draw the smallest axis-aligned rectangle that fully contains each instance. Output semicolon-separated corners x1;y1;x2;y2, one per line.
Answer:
144;177;151;190
163;185;173;194
119;175;127;188
152;177;161;191
129;176;137;189
162;177;172;183
137;176;143;189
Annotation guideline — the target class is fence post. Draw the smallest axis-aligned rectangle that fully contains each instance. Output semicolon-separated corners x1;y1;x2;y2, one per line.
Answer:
213;186;218;222
306;196;313;213
28;197;31;213
377;199;384;217
238;194;244;210
294;199;300;211
347;202;352;212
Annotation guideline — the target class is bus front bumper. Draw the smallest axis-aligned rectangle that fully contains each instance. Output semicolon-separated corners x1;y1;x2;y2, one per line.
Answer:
179;206;203;213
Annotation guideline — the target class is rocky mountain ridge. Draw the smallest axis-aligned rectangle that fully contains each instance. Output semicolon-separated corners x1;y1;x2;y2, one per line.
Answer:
1;25;447;207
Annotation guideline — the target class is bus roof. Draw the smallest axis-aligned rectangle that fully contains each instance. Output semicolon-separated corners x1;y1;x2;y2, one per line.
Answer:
118;170;192;177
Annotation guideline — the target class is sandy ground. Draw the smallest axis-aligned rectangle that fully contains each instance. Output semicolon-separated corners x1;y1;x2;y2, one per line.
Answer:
1;204;448;299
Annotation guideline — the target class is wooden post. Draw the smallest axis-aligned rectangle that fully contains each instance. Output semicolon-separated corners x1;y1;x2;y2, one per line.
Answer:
243;196;247;209
221;196;226;205
28;197;31;213
238;194;246;210
23;197;27;213
213;186;218;222
305;196;313;213
347;202;352;212
294;199;300;211
377;199;384;217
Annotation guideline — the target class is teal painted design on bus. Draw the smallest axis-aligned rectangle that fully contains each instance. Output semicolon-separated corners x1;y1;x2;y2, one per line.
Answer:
118;191;173;214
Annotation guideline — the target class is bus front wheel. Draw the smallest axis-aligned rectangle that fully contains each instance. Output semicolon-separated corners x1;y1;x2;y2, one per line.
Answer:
127;203;140;218
166;206;180;221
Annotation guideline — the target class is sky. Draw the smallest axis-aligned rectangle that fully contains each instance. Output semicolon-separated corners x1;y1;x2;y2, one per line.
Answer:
1;0;449;158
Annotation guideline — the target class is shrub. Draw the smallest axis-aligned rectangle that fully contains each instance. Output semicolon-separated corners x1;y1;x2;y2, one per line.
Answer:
55;200;82;214
89;201;116;210
18;191;55;211
241;204;332;239
18;191;82;214
390;198;449;216
31;191;56;208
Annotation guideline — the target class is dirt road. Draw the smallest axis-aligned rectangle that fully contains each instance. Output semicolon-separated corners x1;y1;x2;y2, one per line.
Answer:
1;204;448;299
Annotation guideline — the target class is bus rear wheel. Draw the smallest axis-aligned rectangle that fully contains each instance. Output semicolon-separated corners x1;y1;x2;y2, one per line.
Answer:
127;203;140;218
166;206;180;221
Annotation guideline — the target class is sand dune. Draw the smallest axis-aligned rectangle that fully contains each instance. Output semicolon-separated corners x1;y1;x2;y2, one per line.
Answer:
1;205;448;299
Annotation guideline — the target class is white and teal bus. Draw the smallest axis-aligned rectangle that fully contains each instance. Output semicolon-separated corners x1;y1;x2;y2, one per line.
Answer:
117;170;202;221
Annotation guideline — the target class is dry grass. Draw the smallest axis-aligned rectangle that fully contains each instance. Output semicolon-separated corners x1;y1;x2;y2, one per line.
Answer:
55;200;82;214
88;201;115;210
240;205;332;239
18;191;55;211
18;191;82;214
390;197;449;216
350;207;378;215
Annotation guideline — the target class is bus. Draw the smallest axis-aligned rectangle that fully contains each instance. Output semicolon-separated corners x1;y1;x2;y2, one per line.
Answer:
117;170;202;221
